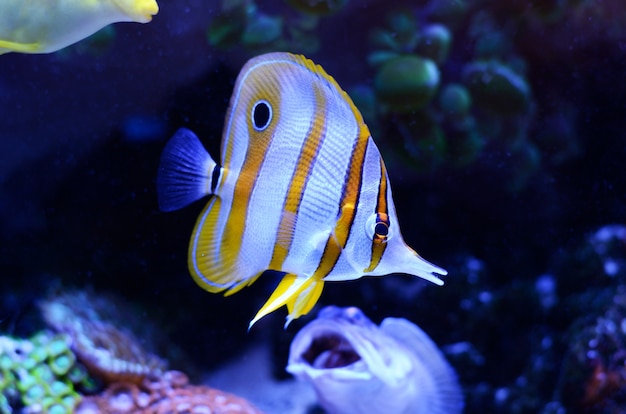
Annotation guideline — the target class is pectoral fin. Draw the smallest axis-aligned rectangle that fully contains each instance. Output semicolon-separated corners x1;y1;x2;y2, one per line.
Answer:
249;273;325;330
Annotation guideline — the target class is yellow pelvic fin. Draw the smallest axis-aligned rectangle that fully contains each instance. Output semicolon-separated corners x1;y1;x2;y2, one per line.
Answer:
0;39;41;54
285;277;325;328
248;274;325;330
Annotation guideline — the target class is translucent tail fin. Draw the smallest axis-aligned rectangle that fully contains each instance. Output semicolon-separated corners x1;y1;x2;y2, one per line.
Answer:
156;128;221;212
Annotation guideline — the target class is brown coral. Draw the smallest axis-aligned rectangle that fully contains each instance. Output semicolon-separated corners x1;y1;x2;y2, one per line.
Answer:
39;289;166;384
75;370;264;414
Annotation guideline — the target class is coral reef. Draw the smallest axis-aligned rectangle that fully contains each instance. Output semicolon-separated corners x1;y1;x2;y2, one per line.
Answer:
39;290;166;384
0;332;94;414
207;0;324;54
76;370;264;414
363;6;539;190
408;223;626;413
374;55;440;113
557;285;626;412
2;288;266;413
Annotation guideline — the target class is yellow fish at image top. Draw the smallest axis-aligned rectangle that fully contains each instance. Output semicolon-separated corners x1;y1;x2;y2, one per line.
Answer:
157;52;447;329
0;0;158;54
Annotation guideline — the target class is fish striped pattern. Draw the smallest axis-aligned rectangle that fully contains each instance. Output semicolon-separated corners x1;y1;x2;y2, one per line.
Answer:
188;54;389;290
321;137;392;281
309;97;370;280
269;84;328;270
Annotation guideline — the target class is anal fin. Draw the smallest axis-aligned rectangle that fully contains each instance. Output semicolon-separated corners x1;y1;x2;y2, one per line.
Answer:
285;276;324;327
189;197;239;291
248;274;325;330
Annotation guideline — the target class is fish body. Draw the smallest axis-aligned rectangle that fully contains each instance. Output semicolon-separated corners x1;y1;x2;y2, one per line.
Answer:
0;0;158;55
157;52;446;328
287;306;464;414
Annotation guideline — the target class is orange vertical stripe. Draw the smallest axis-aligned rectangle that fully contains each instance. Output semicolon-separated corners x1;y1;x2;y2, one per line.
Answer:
314;115;371;278
365;158;389;272
270;84;328;269
218;68;283;275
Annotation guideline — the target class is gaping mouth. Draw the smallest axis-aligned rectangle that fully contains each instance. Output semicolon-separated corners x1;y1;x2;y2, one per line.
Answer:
302;332;361;369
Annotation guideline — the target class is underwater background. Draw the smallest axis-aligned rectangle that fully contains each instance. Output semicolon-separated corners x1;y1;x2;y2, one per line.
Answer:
2;0;626;412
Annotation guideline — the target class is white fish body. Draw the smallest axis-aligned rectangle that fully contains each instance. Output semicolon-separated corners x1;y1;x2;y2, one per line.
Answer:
157;52;447;328
0;0;158;55
287;306;464;414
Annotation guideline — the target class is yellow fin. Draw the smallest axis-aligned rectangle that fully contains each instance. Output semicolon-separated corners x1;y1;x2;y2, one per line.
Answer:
119;0;160;23
0;39;41;54
285;277;325;328
188;197;240;292
248;274;324;330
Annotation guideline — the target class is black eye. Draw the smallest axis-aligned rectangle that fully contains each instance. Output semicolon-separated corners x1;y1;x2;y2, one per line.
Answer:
365;212;393;242
252;100;272;131
375;222;389;237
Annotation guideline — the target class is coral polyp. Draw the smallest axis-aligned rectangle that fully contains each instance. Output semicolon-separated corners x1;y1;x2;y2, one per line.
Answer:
0;332;90;413
76;370;264;414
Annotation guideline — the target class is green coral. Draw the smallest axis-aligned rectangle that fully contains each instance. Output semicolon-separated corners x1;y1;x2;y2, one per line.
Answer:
0;332;93;414
285;0;348;16
207;0;322;54
361;5;543;191
374;55;440;113
462;61;531;116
